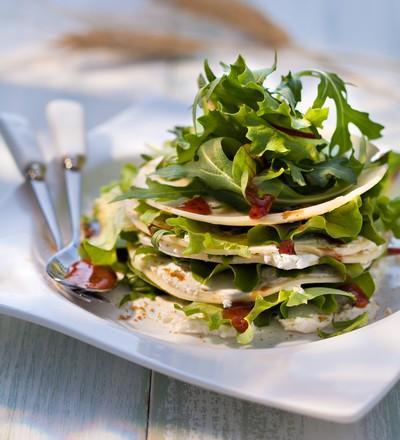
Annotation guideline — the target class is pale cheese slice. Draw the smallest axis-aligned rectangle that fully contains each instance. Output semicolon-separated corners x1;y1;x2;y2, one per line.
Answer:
130;250;343;304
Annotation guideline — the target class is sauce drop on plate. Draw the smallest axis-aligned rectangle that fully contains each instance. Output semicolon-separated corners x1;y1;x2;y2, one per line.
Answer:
222;303;253;333
66;260;117;290
388;247;400;255
178;196;212;215
342;284;369;308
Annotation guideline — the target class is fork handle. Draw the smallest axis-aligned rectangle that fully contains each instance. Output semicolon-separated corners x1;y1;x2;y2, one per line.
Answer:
0;113;63;250
46;100;86;246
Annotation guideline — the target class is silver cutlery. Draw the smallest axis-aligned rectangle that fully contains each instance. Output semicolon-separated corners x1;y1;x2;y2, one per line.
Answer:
46;100;111;303
0;105;111;303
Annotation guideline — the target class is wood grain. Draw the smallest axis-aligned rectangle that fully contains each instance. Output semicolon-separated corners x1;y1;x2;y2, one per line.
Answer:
0;315;150;440
148;373;400;440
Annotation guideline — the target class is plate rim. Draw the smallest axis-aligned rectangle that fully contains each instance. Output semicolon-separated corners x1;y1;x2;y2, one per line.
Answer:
1;101;400;423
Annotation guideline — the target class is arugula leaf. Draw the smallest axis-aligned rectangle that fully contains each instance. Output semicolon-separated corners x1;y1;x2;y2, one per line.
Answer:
257;177;353;206
303;157;359;187
145;56;392;214
298;70;384;155
283;160;307;186
275;71;302;111
185;137;242;195
189;260;261;292
152;56;390;214
113;178;207;202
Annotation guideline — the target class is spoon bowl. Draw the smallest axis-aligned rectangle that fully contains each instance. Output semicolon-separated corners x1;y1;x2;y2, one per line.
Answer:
46;244;112;303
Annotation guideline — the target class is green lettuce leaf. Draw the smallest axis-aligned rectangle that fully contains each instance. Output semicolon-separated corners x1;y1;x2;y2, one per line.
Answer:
81;187;135;265
175;302;229;331
317;312;369;338
285;287;354;308
177;283;362;344
352;271;375;298
289;198;363;240
318;256;364;280
80;241;116;266
166;217;251;257
135;202;162;226
240;286;354;343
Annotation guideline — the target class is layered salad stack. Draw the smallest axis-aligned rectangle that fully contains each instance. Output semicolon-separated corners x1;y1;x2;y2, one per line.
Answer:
81;56;400;343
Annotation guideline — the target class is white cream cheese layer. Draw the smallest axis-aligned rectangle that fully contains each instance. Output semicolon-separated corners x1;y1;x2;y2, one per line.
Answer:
138;233;385;269
278;298;379;334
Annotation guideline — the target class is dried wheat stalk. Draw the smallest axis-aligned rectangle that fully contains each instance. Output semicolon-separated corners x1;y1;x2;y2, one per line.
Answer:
160;0;290;47
57;28;202;59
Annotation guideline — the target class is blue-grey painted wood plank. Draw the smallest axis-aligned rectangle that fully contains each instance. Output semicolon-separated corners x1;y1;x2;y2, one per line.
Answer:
148;373;400;440
0;315;150;440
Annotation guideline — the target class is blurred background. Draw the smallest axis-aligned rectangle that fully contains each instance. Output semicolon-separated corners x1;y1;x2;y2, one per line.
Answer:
0;0;399;138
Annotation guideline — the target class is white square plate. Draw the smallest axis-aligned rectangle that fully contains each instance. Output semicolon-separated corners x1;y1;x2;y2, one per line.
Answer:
1;100;400;423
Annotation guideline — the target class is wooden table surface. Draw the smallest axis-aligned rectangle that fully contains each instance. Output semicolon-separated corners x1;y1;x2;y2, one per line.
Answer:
0;26;400;439
1;314;400;440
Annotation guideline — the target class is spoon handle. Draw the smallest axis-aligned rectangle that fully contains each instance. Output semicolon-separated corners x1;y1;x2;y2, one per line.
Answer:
0;113;63;250
46;100;86;247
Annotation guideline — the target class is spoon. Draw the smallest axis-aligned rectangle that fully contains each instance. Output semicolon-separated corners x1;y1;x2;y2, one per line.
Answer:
45;100;112;303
